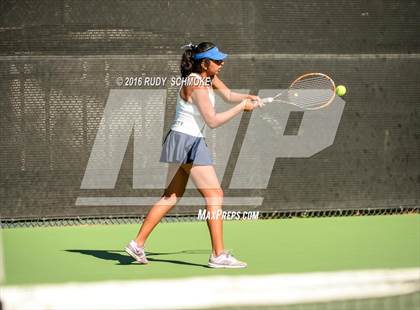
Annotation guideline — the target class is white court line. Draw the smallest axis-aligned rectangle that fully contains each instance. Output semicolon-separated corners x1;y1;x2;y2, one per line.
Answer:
0;53;419;61
75;196;263;206
1;268;419;310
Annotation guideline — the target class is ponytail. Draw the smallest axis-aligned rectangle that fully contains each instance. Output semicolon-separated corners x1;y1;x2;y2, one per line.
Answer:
180;45;197;78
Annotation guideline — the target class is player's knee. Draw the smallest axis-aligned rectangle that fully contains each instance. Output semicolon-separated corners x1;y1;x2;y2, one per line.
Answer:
161;192;179;206
205;188;224;207
215;188;224;198
206;188;223;198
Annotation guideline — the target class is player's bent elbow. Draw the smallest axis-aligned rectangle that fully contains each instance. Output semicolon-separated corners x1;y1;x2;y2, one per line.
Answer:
206;120;219;129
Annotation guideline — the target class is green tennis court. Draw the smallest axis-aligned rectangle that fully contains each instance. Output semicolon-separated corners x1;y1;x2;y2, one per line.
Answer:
2;214;420;309
2;214;419;309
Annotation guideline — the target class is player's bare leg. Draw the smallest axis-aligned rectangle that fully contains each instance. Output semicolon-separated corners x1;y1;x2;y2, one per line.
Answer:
186;165;224;256
135;163;190;246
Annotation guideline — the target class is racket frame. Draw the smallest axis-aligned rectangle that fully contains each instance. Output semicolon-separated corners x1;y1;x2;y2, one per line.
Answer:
262;72;336;110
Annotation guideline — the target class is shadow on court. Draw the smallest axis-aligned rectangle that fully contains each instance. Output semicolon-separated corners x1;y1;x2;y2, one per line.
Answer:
65;249;209;268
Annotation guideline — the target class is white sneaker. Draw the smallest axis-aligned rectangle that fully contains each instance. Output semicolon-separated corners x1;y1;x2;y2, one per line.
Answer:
125;240;148;264
208;250;247;269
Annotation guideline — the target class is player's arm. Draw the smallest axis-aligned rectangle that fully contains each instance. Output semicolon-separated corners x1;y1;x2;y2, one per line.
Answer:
212;75;261;104
191;85;253;129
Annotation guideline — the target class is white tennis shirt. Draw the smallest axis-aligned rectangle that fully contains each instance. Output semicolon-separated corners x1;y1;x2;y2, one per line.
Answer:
170;73;215;138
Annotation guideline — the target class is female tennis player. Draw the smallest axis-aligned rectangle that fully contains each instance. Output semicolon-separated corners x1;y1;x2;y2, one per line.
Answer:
125;42;263;268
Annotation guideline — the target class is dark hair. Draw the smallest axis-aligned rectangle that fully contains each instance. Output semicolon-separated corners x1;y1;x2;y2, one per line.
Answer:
180;42;215;78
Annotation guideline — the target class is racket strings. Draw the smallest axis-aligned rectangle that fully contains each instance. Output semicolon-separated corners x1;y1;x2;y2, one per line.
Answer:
291;77;333;90
289;76;335;109
293;93;333;109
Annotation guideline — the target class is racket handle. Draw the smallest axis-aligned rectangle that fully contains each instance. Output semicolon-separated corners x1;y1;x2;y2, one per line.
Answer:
262;97;273;103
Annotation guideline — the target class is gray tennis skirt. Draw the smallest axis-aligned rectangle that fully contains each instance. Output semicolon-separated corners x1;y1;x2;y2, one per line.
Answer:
160;130;213;165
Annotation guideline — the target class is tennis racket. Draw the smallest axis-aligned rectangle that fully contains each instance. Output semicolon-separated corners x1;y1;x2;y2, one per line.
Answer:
260;73;336;110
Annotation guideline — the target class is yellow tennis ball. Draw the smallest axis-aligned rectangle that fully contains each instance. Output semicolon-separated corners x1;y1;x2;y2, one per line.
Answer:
336;85;347;96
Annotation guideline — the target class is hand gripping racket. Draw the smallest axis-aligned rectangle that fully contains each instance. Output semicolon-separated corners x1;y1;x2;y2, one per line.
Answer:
261;73;336;110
